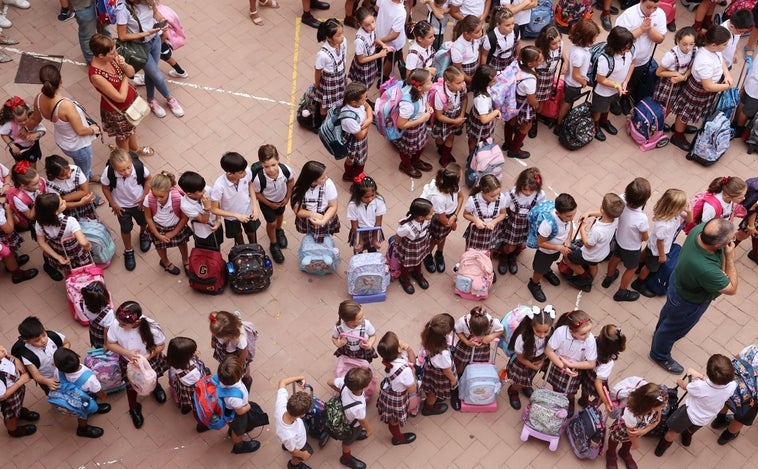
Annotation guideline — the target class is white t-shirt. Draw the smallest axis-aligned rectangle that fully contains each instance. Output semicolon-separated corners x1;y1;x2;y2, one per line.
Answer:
516;75;537;96
35;214;81;240
333;320;377;352
11;186;44;214
581;219;618;263
143;192;181;226
616;205;649;250
397;218;430;239
745;55;758;97
595;359;615;381
511;0;532;26
106;317;165;356
547;326;598;363
334;376;367;425
565;45;591;88
684;378;737;426
691;48;724;83
252;163;296;205
0;357;19;396
615;5;667;67
346;197;387;228
660;46;693;75
595;50;634;97
722;20;741;66
465;192;506;222
276;387;307;451
215;325;248;354
383;356;415;392
115;2;159;42
210;169;254;220
429;189;459;215
514;334;547;357
82;304;115;328
649;216;681;256
299;179;338;213
406;42;435;71
100;164;151;209
701;192;733;222
451;36;480;66
45;165;86;196
398;95;427;119
340;103;367;135
537;210;572;254
64;365;102;394
21;331;66;379
454;312;504;336
504;189;546;214
354;28;376;58
180;187;217;240
220;380;249;410
375;0;407;50
450;0;486;17
315;38;347;74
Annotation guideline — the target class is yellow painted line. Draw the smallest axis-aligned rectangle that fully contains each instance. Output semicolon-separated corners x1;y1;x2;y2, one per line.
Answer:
287;17;303;158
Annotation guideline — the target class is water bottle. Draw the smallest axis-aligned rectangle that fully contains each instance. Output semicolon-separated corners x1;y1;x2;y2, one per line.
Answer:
226;261;235;275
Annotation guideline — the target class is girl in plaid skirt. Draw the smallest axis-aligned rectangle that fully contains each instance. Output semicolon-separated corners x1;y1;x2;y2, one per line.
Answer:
607;383;668;469
504;46;542;159
291;161;340;243
144;171;191;276
106;301;169;429
481;7;518;72
44;155;100;221
0;344;38;437
348;8;390;92
209;310;258;391
466;65;502;154
544;310;597;417
453;306;504;376
430;67;467;167
579;324;626;412
332;300;379;362
406;21;437;77
532;25;566;138
505;306;554;410
0;200;37;284
167;337;208;415
653;27;696;114
316;19;348;120
396;198;433;294
462;175;507;269
670;26;733;152
420;314;458;415
347;174;385;254
396;69;434;179
423;164;463;274
340;82;374;182
451;15;483;85
80;281;114;348
496;167;545;275
34;193;94;276
376;331;417;445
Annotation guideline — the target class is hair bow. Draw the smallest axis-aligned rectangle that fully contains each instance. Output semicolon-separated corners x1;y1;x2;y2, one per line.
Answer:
354;172;366;184
526;306;539;320
5;96;25;109
208;312;217;323
471;306;485;317
534;173;542;185
721;176;731;185
13;161;30;174
657;386;667;402
616;327;623;338
115;304;141;323
410;79;420;87
544;304;556;319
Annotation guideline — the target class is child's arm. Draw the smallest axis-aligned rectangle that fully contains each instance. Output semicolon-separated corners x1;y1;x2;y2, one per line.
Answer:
449;4;463;21
479;108;502;124
571;65;588;88
314;67;323;90
619;63;635;96
59;181;93;207
144;203;163;240
656;238;666;264
593;378;613;413
544;345;568;370
517;352;545;371
278;375;307;389
424;0;445;20
639;229;649;243
396;109;433;129
372;215;383;249
327;378;339;392
101;184;123;217
248;182;260;221
357;47;389;64
537;235;570;256
480;0;492;22
482;330;504;344
25;363;59;391
455;331;477;347
163;214;190;241
509;0;536;14
379;29;400;45
105;336;140;363
357;417;373;437
627;410;663;445
526;92;539;111
73;228;92;251
1;204;15;233
0;358;31;401
361;333;377;350
211;201;250;223
37;235;68;266
313;199;338;226
462;208;485;229
138;174;151;210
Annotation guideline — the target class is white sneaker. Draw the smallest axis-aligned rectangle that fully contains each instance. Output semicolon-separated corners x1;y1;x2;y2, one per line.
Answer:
0;53;12;63
166;97;184;117
148;99;166;118
168;69;189;79
0;15;12;28
4;0;31;9
132;73;145;86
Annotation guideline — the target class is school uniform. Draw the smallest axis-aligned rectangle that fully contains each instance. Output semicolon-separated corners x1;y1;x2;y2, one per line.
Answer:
180;186;223;248
275;386;309;452
516;74;538;125
499;189;546;246
644;216;681;273
46;165;98;220
613;204;649;269
466;94;496;141
701;191;735;222
568;218;618;265
667;378;737;433
610;406;659;442
397;95;429;158
341;103;369;167
376;356;415;424
210;169;260;237
482;28;517;71
452;312;504;369
406;42;435;73
100;164;151;234
671;48;724;124
592;49;634;114
0;356;27;420
20;331;66;381
740;59;758;117
564;45;591;103
333;319;379;362
653;46;693;107
294;179;340;243
213;324;253;370
143;190;192;250
535;44;563;102
107;317;168;382
349;29;379;87
347;197;386;250
396;218;431;268
168;357;206;410
506;334;547;387
451;35;481;77
35;215;94;271
721;20;741;67
463;192;506;250
334;375;367;443
421;349;456;400
428;187;460;242
82;304;114;349
252;164;296;225
0;202;23;253
315;38;348;109
431;83;465;140
545;325;597;394
532;210;571;274
580;358;615;400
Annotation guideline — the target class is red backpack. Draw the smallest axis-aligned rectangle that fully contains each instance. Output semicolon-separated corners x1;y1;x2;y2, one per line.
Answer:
682;191;722;234
6;179;47;229
193;374;243;430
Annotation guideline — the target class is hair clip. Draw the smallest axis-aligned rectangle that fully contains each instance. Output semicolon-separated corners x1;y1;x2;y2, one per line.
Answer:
544;305;556;319
5;96;25;109
13;161;30;174
534;173;542;185
354;172;366;184
471;307;485;318
656;387;667;402
616;327;623;338
232;310;242;319
721;176;731;185
410;79;420;87
208;313;217;323
526;306;538;320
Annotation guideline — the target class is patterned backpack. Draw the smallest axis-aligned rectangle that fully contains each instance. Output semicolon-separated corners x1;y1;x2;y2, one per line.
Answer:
727;345;758;418
48;370;100;419
526;200;558;249
489;62;525;121
566;405;606;460
687;112;731;166
78;219;116;268
324;387;361;440
523;388;570;436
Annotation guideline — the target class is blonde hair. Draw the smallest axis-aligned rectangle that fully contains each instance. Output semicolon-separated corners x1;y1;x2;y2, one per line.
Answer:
653;189;688;221
150;170;177;191
108;146;131;165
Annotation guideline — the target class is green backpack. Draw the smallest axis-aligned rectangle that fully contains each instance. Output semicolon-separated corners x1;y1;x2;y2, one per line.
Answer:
324;386;361;440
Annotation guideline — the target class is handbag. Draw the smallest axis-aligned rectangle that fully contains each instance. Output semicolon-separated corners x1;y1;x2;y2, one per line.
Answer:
244;401;270;431
116;2;148;72
102;90;151;126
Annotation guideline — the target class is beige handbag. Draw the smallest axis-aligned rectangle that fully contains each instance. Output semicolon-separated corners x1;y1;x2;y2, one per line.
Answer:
103;88;150;126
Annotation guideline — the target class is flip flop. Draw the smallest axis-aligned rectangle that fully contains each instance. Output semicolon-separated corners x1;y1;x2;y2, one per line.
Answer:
136;146;155;157
249;10;264;25
259;0;280;8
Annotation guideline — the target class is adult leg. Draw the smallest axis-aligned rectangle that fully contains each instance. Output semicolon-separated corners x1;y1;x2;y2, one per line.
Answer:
142;37;172;101
62;145;93;181
650;289;710;362
73;3;97;64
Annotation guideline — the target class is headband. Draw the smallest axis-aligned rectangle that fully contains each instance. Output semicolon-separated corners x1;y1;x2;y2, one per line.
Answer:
5;96;25;109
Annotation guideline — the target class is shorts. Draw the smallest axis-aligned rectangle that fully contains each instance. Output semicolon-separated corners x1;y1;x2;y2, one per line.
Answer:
733;404;758;426
666;404;702;434
194;228;224;250
10;140;42;163
612;244;641;269
741;91;758;119
224;218;261;239
591;92;618;114
564;84;583;104
118;206;147;233
567;246;599;266
532;250;560;275
259;202;286;224
341;425;363;445
643;246;662;273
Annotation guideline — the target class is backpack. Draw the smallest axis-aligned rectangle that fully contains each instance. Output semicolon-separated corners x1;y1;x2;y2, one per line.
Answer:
686;112;731;166
431;41;453;78
426;77;447;125
725;0;758;19
644;243;681;295
746;117;758;154
628;97;670;151
11;331;64;368
739;177;758;219
300;383;328;439
458;362;501;405
106;151;146;191
297;86;321;133
188;245;227;294
682;191;722;234
498;305;534;358
523;388;570;436
526;200;558;249
156;4;185;50
66;264;107;326
566;405;606;460
147;186;184;218
609;376;647;408
96;0;118;26
647;384;683;438
6;179;47;230
587;42;613;88
78;219;116;268
523;0;555;39
465;138;505;188
84;348;126;394
558;96;595;150
489;62;525;121
385;235;402;280
324;386;361;440
716;85;740;121
727;345;758;418
126;355;157;396
250;161;291;192
227;243;273;293
374;78;418;141
318;105;359;159
554;0;593;30
299;234;340;275
454;249;494;300
347;251;390;298
48;370;99;419
193;374;244;430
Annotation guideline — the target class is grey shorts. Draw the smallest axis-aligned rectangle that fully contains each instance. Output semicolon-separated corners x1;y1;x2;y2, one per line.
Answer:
592;92;618;114
564;84;583;104
612;244;641;269
666;404;702;434
643;246;662;273
532;250;560;274
741;91;758;119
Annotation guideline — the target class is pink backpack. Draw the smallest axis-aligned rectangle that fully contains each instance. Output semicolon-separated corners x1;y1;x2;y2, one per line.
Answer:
7;179;46;229
385;235;402;280
682;191;722;234
65;264;106;326
127;355;157;396
426;78;447;125
454;249;494;300
147;186;184;218
156;4;186;50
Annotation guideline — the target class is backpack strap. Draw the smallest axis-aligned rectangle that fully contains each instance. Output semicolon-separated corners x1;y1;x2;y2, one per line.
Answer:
486;29;498;65
11;340;40;368
48;330;64;348
71;369;94;389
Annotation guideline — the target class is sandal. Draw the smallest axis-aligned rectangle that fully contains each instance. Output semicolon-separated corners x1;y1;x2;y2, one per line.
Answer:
136;146;155;157
159;261;181;276
249;10;264;25
259;0;280;8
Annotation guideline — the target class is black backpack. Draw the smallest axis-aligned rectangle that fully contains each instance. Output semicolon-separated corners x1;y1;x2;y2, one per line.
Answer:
250;162;291;192
106;151;146;191
559;92;595;150
228;244;273;294
11;330;64;368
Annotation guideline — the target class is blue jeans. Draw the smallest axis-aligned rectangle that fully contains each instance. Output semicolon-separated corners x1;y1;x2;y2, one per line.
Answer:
143;35;171;101
74;3;110;65
61;145;94;180
650;283;711;362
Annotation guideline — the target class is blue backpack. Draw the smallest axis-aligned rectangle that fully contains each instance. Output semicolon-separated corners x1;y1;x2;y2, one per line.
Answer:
728;346;758;419
526;200;557;249
96;0;118;26
318;105;358;159
630;97;665;140
79;219;116;267
48;370;99;419
687;112;731;166
644;243;681;296
586;42;613;88
193;374;244;430
374;79;418;141
522;0;555;39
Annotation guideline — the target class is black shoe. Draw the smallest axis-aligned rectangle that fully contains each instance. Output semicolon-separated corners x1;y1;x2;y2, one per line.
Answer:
391;432;417;445
649;352;684;374
594;127;607;141
749;251;758;265
181;405;192;415
276;228;288;248
196;423;209;433
667;21;676;32
553;125;562;136
301;12;321;28
400;278;415;294
528;280;546;302
423;254;436;273
567;275;592;291
412;160;433;171
543;270;560;286
528;122;538;138
450;390;461;411
613;289;640;302
159;260;181;275
153;383;167;403
124;250;136;271
270;244;285;264
600;121;618;135
319;430;330;448
508;258;518;275
435;251;446;273
631;279;656;298
139;232;151;252
711;413;733;429
671;135;692;152
508;388;521;410
421;402;448;416
95;402;111;414
310;0;330;9
567;399;575;418
43;261;63;281
654;438;673;457
357;429;368;440
507;149;530;159
129;403;144;429
663;123;671;132
76;425;104;438
11;268;38;284
684;125;699;134
602;269;619;288
492;272;497;284
413;272;429;289
601;14;612;31
16;254;29;267
681;430;693;447
522;387;533;398
718;429;740;445
340;455;367;469
610;101;623;116
19;408;40;421
231;440;261;454
8;424;36;437
497;260;508;275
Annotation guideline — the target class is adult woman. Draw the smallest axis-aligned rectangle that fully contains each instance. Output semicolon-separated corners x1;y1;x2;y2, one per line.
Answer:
116;0;184;118
88;33;154;156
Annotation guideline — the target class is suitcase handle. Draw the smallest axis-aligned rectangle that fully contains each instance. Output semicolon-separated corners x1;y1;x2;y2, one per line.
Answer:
340;332;368;343
356;226;382;233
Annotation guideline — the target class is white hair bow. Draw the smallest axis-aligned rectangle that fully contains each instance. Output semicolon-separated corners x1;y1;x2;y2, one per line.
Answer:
544;305;556;319
526;306;539;319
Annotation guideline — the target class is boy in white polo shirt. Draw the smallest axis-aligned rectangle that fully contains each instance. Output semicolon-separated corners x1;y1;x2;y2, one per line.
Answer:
734;46;758;137
328;367;373;469
252;144;295;264
178;171;223;249
13;316;70;395
276;374;314;469
218;356;262;454
211;151;260;247
721;9;754;68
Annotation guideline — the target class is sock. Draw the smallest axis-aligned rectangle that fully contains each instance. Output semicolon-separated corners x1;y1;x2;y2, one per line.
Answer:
602;9;611;15
172;63;186;74
693;21;702;30
600;112;609;125
752;236;758;255
400;152;413;168
127;389;138;409
503;124;514;147
341;450;352;460
510;132;526;153
673;131;685;140
388;423;405;440
440;146;452;165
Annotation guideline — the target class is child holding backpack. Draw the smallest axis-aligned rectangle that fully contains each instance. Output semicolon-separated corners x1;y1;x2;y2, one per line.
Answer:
315;19;348;121
339;82;374;182
466;64;501;154
451;15;484;84
0;342;38;438
579;324;626;411
555;19;600;132
327;367;373;469
420;314;458;415
462;174;507;268
430;67;467;167
144;171;191;276
531;24;565;138
167;337;207;416
347;174;385;254
591;26;635;142
505;305;554;410
80;281;114;348
480;7;518;72
423;164;463;274
376;331;417;445
653;27;696;115
453;306;504;376
396;69;434;178
209;310;257;392
504;46;542;159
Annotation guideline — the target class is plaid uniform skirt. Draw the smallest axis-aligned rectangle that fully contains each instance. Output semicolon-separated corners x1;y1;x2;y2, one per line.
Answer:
149;222;192;250
670;76;715;124
119;353;168;390
397;122;429;157
295;214;341;243
453;341;491;370
316;69;347;110
506;354;543;387
101;108;134;138
653;77;682;108
397;234;430;268
516;94;535;125
421;360;455;400
65;202;98;222
47;231;94;271
429;214;453;242
346;134;369;166
213;341;253;370
431;106;464;140
0;230;23;252
467;107;495;141
463;223;497;251
348;56;378;88
535;68;555;102
169;357;206;409
545;363;580;394
609;418;632;443
499;209;529;246
580;369;604;400
461;60;479;77
88;308;111;348
377;386;410;424
334;345;378;362
0;380;25;419
490;54;513;72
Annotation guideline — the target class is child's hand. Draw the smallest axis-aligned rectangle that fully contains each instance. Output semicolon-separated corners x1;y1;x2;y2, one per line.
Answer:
379;48;388;58
9;143;20;156
563;367;578;378
532;357;545;371
484;220;496;230
235;213;250;223
58;256;70;266
335;336;348;347
359;341;372;350
659;254;666;264
46;377;60;391
17;373;31;385
364;427;373;438
158;233;171;243
559;245;570;256
110;203;124;217
454;116;466;126
354;242;364;253
641;17;652;32
475;220;485;229
82;192;96;204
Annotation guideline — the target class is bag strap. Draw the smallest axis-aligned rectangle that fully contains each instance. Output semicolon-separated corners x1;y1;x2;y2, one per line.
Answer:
100;84;139;117
124;1;145;34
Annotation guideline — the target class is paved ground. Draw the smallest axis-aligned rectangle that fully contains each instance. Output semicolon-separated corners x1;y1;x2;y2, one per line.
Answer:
1;1;756;468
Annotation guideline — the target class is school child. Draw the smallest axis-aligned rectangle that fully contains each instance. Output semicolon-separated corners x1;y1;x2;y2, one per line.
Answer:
544;310;597;417
15;315;71;394
209;310;255;391
607;383;669;469
602;178;652;302
100;147;152;272
564;192;625;291
347;174;385;254
290;160;340;243
34;193;94;278
531;24;566;138
0;96;46;166
0;198;37;284
431;67;467;166
466;64;502;154
177;171;223;250
720;9;754;68
396;198;433;294
699;176;748;224
424;164;463;273
375;0;408;83
375;331;417;445
453;306;504;376
219;356;262;454
424;0;450;50
276;374;314;467
8;161;46;232
405;21;438;77
0;342;38;437
462;174;507;259
210;151;260;246
496;167;546;276
528;193;577;303
340;82;374;182
105;301;168;429
327;367;373;469
451;15;483;84
669;26;734;152
592;27;635;142
144;171;191;276
653;27;696;114
631;189;692;297
734;56;758;138
333;300;379;361
44;154;100;221
480;7;517;72
505;305;555;410
449;0;490;23
711;344;758;445
80;281;115;349
315;19;348;121
53;347;112;438
420;314;458;415
396;69;434;178
505;46;542;159
655;354;737;456
579;324;626;410
555;19;600;131
166;337;207;415
349;8;389;91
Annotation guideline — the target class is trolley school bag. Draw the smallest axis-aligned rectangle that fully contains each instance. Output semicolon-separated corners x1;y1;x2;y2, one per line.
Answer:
319;105;359;159
558;93;595;150
628;97;669;151
526;200;558;249
188;245;227;294
300;383;329;442
538;76;564;124
105;151;145;191
554;0;593;32
299;234;340;275
297;86;321;133
79;219;116;268
193;374;244;430
566;405;606;460
454;249;494;300
523;0;555;39
347;251;390;303
686;112;731;166
458;343;501;409
682;191;722;234
465;138;505;188
490;62;525;121
334;355;377;401
644;243;681;295
727;346;758;419
374;78;417;141
228;243;273;293
324;387;361;440
66;264;107;326
498;305;534;358
523;388;570;436
84;348;126;394
48;370;99;419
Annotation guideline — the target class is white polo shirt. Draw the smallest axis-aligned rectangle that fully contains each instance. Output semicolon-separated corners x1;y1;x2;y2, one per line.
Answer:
210;169;254;220
100;164;151;209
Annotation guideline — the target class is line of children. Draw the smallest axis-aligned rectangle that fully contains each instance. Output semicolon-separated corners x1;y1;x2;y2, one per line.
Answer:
346;174;385;254
423;164;463;274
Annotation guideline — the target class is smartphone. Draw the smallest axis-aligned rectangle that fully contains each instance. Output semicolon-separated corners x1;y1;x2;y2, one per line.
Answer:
154;20;168;29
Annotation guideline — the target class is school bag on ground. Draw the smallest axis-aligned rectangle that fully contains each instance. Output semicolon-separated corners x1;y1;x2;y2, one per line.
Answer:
609;376;647;410
347;250;390;303
538;76;564;124
458;340;501;412
523;0;555;38
48;370;100;419
126;355;157;396
324;387;361;440
521;387;570;450
628;97;669;151
454;249;494;300
558;92;594;150
498;304;534;358
188;244;227;294
646;384;684;438
84;348;126;394
526;199;557;249
319;105;359;159
66;264;107;326
727;345;758;419
554;0;593;32
194;374;243;430
682;191;722;234
686;112;731;166
384;235;401;280
299;234;340;275
566;404;606;460
227;243;273;293
374;78;417;142
297;86;321;133
490;62;526;121
79;218;116;268
644;243;681;295
465;138;505;188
